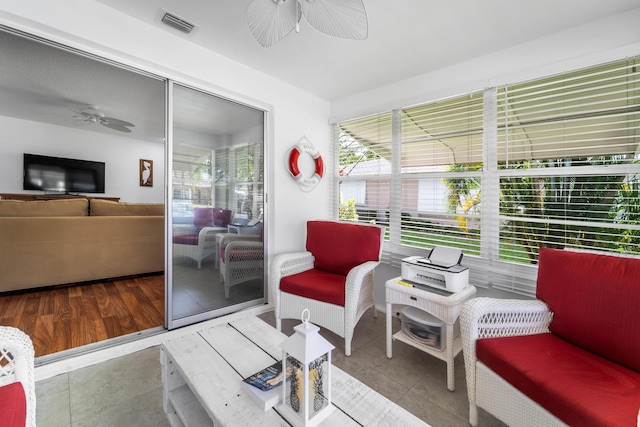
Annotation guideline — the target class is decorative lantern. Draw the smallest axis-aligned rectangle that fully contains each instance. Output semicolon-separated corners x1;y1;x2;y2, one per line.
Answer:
278;309;335;427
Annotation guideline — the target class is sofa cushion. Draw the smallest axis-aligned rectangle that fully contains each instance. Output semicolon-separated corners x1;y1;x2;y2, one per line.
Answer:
477;333;640;427
0;198;88;217
306;221;381;276
280;269;346;306
0;382;26;427
90;199;164;216
536;248;640;372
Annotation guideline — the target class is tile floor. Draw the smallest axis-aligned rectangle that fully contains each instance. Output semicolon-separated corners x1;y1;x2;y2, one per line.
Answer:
36;309;505;426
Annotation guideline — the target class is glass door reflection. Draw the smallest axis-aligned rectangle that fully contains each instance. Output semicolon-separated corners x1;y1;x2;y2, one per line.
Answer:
169;84;265;328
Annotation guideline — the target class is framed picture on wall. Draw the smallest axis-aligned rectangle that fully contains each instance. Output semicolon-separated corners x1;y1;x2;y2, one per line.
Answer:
140;159;153;187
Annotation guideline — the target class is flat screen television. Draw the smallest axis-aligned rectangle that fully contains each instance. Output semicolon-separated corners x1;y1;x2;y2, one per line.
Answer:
23;153;105;194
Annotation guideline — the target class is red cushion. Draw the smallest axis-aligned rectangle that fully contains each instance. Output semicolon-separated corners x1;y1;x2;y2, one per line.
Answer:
280;269;346;306
477;333;640;427
536;248;640;372
0;382;26;427
193;208;214;227
213;208;233;227
306;221;381;276
173;234;199;245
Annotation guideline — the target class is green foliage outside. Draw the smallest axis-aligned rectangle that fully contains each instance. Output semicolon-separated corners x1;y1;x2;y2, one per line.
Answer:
440;157;640;264
339;193;358;221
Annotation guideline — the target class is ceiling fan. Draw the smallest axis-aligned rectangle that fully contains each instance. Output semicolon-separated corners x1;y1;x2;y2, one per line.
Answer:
246;0;368;48
73;106;135;133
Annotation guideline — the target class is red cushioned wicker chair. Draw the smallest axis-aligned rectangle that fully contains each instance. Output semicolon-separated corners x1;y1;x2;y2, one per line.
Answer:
0;326;35;427
173;207;232;268
270;220;384;356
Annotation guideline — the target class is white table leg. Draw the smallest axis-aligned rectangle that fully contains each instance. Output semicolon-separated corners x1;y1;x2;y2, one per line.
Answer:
446;323;454;391
386;302;393;358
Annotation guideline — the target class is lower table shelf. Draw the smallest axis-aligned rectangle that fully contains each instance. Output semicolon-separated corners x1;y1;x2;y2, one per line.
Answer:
392;330;463;362
166;384;212;427
385;277;476;391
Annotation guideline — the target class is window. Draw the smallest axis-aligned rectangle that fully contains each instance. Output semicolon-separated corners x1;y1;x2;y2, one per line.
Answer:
496;58;640;266
233;143;264;220
172;145;213;210
399;95;484;257
338;95;484;265
338;112;392;227
336;56;640;295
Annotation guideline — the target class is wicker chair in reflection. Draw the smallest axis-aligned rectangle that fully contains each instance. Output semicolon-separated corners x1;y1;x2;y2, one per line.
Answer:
218;230;264;299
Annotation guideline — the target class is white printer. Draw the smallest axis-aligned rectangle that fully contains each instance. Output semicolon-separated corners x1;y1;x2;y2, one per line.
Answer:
401;246;469;293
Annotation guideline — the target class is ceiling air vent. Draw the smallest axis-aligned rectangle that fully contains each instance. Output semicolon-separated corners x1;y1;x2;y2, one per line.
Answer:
161;11;196;35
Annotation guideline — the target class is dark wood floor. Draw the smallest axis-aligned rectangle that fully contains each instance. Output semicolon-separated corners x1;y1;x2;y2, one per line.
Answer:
0;274;164;357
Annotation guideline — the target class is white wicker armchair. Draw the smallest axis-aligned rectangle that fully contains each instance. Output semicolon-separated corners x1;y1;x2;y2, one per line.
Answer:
460;297;560;426
173;226;227;268
270;221;384;356
218;233;263;298
0;326;36;427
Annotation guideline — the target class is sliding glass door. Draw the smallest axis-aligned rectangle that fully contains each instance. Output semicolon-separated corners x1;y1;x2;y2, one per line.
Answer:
167;83;266;328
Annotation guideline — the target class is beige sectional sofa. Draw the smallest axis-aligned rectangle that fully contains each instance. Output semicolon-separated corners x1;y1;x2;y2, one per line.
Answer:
0;198;164;292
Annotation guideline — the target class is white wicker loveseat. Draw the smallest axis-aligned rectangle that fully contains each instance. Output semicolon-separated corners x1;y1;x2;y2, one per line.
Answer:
0;326;35;427
460;248;640;427
270;220;384;356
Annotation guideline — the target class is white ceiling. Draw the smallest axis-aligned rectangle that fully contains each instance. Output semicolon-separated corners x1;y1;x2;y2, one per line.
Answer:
1;1;639;143
95;0;640;101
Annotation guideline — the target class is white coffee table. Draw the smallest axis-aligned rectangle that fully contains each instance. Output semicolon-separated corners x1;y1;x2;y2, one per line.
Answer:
161;315;430;426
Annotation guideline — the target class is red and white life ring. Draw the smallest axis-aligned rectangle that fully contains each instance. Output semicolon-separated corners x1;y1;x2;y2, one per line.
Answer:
286;137;324;192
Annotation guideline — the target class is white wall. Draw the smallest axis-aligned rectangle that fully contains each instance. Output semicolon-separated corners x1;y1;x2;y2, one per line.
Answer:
0;0;332;257
0;116;164;202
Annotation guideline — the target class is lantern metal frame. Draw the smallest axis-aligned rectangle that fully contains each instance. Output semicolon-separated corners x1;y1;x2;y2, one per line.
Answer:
278;309;335;427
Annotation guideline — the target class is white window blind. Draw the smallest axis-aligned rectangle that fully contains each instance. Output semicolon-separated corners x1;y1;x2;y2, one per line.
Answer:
338;112;392;261
335;55;640;296
399;94;484;263
232;143;264;220
496;57;640;272
172;145;213;207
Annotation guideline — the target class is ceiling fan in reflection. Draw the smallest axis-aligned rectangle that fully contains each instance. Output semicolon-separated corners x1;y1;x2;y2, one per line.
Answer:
73;106;135;133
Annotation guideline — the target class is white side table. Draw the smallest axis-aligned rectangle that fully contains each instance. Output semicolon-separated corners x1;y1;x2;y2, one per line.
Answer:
386;277;476;391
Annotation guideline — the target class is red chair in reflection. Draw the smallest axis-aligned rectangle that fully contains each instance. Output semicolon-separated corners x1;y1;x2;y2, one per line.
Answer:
173;207;232;268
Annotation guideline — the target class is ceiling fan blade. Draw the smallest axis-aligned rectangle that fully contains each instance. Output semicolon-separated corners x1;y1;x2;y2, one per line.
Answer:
101;122;132;133
102;117;135;127
301;0;368;40
72;119;90;126
246;0;299;47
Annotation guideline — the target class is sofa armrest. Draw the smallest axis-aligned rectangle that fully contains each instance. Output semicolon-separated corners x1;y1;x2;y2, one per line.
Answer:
460;297;552;425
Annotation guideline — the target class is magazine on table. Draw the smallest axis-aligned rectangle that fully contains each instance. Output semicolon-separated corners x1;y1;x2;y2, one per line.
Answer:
242;361;283;410
243;361;283;390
